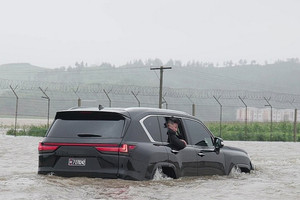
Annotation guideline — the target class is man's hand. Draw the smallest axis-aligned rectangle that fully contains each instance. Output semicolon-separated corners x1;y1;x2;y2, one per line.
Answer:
180;139;187;146
168;123;178;132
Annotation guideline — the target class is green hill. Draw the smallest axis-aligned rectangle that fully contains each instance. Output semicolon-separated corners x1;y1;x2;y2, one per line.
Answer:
1;60;299;121
1;61;299;95
0;63;49;81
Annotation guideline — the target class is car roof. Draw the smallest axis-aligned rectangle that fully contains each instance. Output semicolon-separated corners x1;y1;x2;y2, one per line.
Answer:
58;106;193;119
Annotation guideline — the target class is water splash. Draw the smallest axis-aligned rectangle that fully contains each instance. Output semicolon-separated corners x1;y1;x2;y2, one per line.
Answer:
229;165;243;178
152;167;173;181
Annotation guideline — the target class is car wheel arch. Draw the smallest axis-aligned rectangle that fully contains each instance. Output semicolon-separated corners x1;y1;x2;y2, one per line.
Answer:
229;163;252;174
225;152;252;174
150;162;178;179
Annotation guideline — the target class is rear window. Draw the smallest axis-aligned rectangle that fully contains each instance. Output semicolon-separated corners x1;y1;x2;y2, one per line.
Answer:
47;111;125;138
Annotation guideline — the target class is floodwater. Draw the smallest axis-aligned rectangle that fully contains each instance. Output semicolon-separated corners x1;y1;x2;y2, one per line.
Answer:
0;135;299;200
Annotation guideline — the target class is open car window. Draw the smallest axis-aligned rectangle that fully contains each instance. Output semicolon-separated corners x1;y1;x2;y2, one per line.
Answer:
158;116;186;143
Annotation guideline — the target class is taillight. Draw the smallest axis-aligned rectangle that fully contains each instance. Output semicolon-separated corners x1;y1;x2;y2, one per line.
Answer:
38;142;59;153
95;144;136;153
38;142;136;153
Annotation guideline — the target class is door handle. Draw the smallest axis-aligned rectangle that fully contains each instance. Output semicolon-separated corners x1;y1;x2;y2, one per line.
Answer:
153;143;166;146
171;150;179;154
198;152;205;157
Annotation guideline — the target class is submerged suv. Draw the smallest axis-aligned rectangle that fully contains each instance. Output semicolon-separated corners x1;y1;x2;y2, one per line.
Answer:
38;107;253;180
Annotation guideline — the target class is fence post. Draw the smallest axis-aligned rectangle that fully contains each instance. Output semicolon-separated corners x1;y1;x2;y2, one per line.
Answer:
9;85;18;136
238;96;248;140
264;97;273;141
162;96;168;109
213;95;222;138
103;89;112;107
294;109;297;142
131;91;140;107
39;87;50;129
192;103;196;116
72;87;81;107
78;98;81;107
186;95;196;116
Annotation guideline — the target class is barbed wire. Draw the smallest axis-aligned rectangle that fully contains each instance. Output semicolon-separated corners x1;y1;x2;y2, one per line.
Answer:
1;78;300;104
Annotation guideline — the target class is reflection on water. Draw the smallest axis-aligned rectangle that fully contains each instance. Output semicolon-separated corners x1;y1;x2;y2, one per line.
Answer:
0;135;299;200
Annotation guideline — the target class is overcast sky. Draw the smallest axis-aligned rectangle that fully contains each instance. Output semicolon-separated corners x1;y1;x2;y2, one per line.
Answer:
0;0;299;68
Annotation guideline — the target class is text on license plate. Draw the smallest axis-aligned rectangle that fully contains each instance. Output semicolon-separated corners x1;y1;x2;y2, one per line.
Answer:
68;158;86;166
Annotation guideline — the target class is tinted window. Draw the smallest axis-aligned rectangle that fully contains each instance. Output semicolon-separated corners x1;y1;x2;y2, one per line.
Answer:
158;116;169;142
184;119;213;146
55;111;122;120
47;111;125;138
143;116;161;142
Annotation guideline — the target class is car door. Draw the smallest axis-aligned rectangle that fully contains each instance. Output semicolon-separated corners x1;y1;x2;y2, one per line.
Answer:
158;116;199;177
183;118;226;176
140;115;169;160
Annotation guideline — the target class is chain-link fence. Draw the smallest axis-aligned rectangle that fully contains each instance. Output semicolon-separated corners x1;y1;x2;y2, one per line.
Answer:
1;81;299;141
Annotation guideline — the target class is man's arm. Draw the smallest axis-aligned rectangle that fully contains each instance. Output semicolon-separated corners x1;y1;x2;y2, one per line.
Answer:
168;130;187;150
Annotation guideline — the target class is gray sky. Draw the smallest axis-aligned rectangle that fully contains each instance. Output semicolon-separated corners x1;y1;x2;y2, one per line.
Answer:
0;0;299;68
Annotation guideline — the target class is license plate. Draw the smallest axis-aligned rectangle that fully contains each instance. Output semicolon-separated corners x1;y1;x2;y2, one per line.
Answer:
68;158;86;166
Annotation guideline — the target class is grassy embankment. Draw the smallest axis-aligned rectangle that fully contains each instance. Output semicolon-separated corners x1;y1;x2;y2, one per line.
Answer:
206;122;300;142
4;122;300;141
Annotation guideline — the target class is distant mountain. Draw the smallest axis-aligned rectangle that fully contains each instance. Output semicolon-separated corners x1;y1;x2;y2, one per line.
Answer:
0;63;47;71
1;61;299;121
166;62;300;94
1;61;299;95
0;63;48;81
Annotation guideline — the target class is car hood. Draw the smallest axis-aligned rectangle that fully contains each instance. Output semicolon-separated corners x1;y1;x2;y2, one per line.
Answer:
222;145;248;155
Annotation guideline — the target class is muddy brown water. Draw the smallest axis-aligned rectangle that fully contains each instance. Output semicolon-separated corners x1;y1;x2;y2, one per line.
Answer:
0;135;299;200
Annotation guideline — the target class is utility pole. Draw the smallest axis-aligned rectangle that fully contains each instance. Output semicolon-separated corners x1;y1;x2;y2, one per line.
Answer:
150;66;172;108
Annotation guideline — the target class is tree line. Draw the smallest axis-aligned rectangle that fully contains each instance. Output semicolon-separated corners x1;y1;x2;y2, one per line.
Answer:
54;57;300;72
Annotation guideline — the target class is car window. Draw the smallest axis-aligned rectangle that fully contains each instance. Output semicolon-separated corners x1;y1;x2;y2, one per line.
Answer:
183;119;213;147
47;119;125;138
158;116;169;142
47;111;125;138
143;116;161;142
158;116;186;143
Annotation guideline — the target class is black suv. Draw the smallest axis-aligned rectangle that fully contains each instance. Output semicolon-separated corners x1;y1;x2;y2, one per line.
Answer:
38;107;253;180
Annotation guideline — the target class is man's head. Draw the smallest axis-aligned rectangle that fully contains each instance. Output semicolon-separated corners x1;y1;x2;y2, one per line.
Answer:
167;117;179;132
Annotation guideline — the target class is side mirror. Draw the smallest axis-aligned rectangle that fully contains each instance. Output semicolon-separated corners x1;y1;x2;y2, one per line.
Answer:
214;137;224;149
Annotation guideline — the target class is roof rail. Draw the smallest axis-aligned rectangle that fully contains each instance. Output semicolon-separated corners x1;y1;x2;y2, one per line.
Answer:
98;105;104;110
68;106;80;110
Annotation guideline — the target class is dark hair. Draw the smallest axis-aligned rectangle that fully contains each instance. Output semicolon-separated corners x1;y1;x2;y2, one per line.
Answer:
167;117;179;124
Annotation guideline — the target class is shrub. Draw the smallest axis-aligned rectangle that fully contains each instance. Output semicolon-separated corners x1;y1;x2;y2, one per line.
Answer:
6;126;48;137
27;126;48;137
